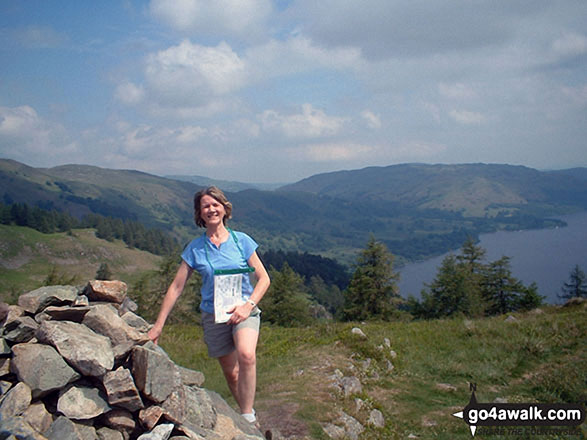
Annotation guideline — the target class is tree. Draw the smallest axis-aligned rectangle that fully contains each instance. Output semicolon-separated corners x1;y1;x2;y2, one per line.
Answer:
481;256;527;315
342;236;400;321
262;263;312;327
95;263;113;280
559;265;587;300
415;254;482;319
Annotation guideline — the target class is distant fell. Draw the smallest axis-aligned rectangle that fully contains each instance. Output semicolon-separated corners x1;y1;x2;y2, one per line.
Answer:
167;174;285;192
279;163;587;217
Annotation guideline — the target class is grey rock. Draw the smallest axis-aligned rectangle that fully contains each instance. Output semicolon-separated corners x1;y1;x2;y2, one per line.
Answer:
83;304;149;347
36;320;114;376
120;297;138;314
367;409;385;428
132;346;181;403
121;311;150;332
340;376;362;397
0;416;46;440
11;343;80;398
0;382;32;420
58;384;111;420
322;423;346;439
0;337;11;355
41;305;91;322
336;411;364;440
137;423;174;440
45;416;97;440
100;408;136;435
206;389;263;438
351;327;367;338
139;405;165;431
18;285;78;314
178;366;205;387
0;357;10;377
3;316;39;344
23;401;53;434
102;367;144;412
86;280;127;304
97;427;125;440
0;380;13;396
162;385;216;431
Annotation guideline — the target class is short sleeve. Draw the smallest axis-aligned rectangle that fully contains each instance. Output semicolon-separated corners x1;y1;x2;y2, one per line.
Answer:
235;231;258;260
181;238;199;269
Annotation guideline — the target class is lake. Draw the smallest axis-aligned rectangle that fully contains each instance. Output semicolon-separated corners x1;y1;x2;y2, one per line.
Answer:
397;210;587;304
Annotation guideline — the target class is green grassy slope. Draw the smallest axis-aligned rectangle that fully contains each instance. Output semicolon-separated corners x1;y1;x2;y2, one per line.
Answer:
160;303;586;439
0;224;162;302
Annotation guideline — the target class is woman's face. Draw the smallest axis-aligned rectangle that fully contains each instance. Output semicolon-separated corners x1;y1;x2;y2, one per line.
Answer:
199;194;226;227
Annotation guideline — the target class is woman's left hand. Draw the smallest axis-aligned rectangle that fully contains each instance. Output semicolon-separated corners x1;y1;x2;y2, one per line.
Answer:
226;302;253;325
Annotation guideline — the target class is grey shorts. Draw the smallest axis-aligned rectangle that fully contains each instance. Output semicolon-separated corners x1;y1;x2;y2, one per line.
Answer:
201;308;261;358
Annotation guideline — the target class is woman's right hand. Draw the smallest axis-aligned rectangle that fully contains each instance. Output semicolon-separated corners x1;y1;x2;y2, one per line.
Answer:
147;325;162;345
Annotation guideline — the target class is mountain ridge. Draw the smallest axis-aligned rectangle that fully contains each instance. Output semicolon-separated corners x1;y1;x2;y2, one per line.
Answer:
2;158;586;262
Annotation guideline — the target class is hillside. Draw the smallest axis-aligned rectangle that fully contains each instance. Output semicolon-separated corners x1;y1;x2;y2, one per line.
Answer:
0;224;162;302
2;159;586;263
279;163;587;217
161;302;587;439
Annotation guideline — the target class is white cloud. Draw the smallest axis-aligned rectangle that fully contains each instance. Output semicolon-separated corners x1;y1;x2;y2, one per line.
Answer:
448;109;486;125
0;106;77;162
552;32;587;58
438;83;477;100
260;104;346;138
149;0;272;39
361;110;381;129
115;82;145;105
145;40;246;102
292;142;375;162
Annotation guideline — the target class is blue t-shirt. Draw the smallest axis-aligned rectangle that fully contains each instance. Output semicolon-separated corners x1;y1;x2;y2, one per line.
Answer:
181;230;258;314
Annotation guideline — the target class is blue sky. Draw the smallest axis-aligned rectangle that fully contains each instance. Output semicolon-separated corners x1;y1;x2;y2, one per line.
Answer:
1;0;586;183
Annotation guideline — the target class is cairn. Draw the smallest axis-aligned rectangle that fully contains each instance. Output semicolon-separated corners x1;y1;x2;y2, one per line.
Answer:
0;280;264;440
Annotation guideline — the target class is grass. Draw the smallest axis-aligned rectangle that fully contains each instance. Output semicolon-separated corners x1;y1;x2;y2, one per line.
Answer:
0;225;162;301
158;304;586;439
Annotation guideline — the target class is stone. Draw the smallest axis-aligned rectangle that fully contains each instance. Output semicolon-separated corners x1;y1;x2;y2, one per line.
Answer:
73;295;89;307
323;423;346;439
139;405;165;431
86;280;128;304
505;315;517;323
383;337;391;348
121;311;150;332
0;382;32;420
36;320;114;376
45;416;97;440
18;285;78;314
58;384;111;420
351;327;367;338
178;366;205;387
97;426;125;440
0;416;46;440
102;366;144;412
340;376;362;397
132;345;181;403
101;408;136;435
162;385;216;431
137;423;174;440
435;383;457;392
120;297;138;314
0;357;10;377
11;343;80;398
42;305;91;322
336;411;364;440
23;401;53;434
3;315;39;344
0;338;11;355
83;304;149;347
367;409;385;428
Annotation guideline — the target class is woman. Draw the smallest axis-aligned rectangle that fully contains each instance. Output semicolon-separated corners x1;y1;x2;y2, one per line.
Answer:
148;186;270;425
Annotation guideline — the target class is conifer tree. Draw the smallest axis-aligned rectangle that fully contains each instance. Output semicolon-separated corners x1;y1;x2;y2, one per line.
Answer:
559;265;587;300
262;263;312;327
342;236;400;321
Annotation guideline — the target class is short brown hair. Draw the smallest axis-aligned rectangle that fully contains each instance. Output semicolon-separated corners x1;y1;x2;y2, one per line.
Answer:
193;186;233;228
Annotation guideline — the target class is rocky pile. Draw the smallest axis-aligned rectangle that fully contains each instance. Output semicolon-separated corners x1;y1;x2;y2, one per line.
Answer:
0;280;264;440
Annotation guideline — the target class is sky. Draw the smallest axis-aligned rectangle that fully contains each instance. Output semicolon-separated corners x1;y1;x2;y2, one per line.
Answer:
0;1;586;183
